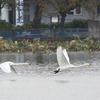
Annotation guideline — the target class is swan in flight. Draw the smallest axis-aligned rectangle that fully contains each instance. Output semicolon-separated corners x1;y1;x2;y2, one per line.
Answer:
54;46;91;74
0;61;31;73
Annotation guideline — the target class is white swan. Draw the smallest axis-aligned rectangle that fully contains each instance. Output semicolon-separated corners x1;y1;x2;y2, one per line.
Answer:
0;61;31;73
54;46;91;74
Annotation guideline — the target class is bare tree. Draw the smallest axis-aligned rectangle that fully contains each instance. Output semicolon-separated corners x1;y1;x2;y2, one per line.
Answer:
32;0;47;29
48;0;100;28
0;0;15;17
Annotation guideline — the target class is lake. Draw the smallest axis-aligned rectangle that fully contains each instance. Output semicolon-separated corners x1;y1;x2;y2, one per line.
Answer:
0;51;100;100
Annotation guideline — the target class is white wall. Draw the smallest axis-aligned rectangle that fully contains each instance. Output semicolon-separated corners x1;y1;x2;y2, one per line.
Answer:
1;4;9;22
29;3;36;21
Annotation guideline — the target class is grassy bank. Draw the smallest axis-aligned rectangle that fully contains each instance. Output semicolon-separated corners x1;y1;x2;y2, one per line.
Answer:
0;37;100;53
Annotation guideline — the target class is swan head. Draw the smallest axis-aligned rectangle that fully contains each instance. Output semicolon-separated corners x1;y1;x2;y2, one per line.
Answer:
27;63;31;65
84;63;91;66
87;63;91;65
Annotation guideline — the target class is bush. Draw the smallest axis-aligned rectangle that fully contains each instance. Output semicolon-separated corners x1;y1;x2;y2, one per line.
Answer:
0;20;12;29
13;21;33;29
12;19;89;29
49;22;60;29
48;19;88;29
13;25;24;29
64;22;73;28
23;21;33;29
40;23;49;28
72;19;88;28
14;22;49;29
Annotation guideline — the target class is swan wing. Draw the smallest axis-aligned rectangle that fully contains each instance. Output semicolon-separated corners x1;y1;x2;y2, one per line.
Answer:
0;62;11;73
10;66;17;73
62;49;70;64
57;46;70;67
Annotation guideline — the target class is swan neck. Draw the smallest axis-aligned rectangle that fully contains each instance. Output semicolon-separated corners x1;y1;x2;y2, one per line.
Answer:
75;64;88;67
10;63;30;66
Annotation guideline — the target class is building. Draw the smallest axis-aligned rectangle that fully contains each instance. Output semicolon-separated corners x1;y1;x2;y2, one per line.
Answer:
1;0;100;26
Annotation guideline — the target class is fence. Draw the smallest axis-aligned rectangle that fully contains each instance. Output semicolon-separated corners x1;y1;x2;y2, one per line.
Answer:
0;29;88;39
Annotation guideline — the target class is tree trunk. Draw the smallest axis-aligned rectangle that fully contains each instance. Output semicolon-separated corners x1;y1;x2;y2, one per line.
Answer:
60;13;66;29
33;4;43;29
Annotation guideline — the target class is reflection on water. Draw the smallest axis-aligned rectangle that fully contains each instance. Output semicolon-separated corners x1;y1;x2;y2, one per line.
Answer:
56;80;69;84
36;53;43;64
0;51;100;100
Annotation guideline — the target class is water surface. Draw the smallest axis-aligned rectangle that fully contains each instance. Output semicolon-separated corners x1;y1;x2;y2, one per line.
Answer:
0;51;100;100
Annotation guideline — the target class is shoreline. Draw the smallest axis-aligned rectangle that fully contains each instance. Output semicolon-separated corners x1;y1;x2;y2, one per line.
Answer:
0;38;100;53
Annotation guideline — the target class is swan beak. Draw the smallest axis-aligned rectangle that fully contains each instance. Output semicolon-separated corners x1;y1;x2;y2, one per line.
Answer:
87;63;91;65
28;63;31;65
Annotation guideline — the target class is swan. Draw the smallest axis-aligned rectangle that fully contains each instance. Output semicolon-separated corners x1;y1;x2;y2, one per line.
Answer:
54;46;91;74
0;61;31;73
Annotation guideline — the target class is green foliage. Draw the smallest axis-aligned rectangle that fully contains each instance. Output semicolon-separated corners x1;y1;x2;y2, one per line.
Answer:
54;41;58;47
75;40;83;50
83;38;94;46
13;21;33;29
4;39;13;43
64;19;89;28
0;20;12;29
13;25;24;29
73;35;80;40
40;23;49;28
11;19;89;29
17;42;24;48
2;37;100;52
64;22;73;28
72;19;88;28
95;41;100;49
24;21;33;29
13;22;49;29
49;22;60;29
